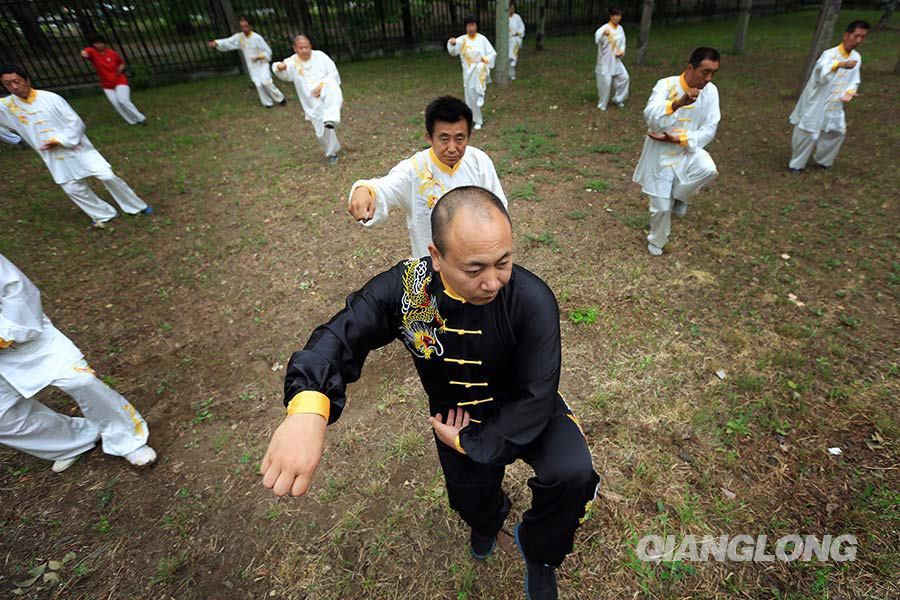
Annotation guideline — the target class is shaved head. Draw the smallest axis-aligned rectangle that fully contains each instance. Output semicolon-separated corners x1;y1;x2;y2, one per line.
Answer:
431;186;510;255
293;34;310;45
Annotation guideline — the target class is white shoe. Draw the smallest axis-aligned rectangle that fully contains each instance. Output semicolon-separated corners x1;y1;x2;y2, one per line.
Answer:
647;243;664;256
52;455;83;473
474;123;483;130
124;445;157;467
673;199;688;217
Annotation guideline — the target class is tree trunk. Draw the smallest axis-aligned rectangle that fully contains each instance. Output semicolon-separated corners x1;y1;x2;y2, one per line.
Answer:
800;0;842;95
8;4;52;53
894;51;900;75
733;0;752;54
495;0;510;86
401;0;414;44
536;0;547;51
876;0;896;29
636;0;655;66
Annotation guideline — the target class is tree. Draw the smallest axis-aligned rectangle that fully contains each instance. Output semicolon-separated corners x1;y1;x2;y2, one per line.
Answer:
536;0;547;51
733;0;753;54
799;0;843;95
494;0;510;85
7;4;52;53
636;0;655;66
876;0;896;29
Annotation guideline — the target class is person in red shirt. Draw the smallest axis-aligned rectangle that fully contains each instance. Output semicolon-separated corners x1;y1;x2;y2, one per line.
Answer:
80;37;146;126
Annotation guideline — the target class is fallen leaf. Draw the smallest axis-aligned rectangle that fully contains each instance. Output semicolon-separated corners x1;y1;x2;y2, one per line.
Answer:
721;487;736;500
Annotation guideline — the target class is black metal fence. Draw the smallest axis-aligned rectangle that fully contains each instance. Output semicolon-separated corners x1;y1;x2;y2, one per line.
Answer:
1;0;816;90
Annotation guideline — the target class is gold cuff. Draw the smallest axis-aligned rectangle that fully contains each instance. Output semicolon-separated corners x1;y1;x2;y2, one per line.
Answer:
0;338;12;349
454;434;466;454
678;133;688;147
831;60;839;72
665;101;675;116
286;391;330;421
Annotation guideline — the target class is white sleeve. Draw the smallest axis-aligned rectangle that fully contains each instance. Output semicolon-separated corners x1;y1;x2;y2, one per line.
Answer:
685;87;720;151
481;155;507;208
214;33;241;52
0;255;45;344
256;35;272;62
644;79;679;132
48;95;86;148
619;30;626;54
349;159;414;227
272;59;294;81
447;38;461;56
813;50;839;84
594;27;605;45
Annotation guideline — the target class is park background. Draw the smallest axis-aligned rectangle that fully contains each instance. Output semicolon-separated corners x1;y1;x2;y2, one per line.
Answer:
1;2;898;599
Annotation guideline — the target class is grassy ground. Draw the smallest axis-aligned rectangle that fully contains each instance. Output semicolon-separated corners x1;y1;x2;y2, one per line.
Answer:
0;9;897;600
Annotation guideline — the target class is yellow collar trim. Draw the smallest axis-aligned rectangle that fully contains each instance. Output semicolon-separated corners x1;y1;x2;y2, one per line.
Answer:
243;31;252;37
837;43;849;58
609;21;619;28
22;89;38;104
467;33;477;40
429;148;463;176
440;273;466;303
678;73;690;94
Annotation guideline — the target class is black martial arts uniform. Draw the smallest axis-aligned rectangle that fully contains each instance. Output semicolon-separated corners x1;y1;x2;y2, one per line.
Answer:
284;257;599;566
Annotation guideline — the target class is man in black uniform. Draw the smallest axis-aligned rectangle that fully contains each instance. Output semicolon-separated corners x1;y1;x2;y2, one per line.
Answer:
261;186;599;600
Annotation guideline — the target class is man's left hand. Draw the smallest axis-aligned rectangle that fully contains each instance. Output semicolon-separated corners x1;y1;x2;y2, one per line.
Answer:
312;83;324;98
647;131;679;144
39;139;61;151
429;408;470;450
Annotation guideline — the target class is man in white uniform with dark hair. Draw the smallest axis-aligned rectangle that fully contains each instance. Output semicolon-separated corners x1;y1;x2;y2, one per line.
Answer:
208;16;285;109
447;15;496;130
0;66;152;227
274;35;343;164
594;7;629;110
508;3;526;81
788;20;868;172
633;47;721;256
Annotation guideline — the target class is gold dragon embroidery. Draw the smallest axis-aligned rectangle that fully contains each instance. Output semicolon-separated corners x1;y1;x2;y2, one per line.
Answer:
400;259;445;359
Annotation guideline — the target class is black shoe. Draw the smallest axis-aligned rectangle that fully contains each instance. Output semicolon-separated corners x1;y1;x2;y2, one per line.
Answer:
280;98;287;106
787;166;803;173
470;529;496;560
814;162;830;170
515;523;558;600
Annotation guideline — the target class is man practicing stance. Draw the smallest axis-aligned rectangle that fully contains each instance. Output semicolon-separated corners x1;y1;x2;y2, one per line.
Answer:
262;187;599;600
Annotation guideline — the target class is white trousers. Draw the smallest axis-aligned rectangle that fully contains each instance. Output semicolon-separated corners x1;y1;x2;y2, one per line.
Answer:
647;149;717;249
509;40;522;80
464;84;485;127
316;127;340;157
255;79;285;107
59;168;148;223
102;85;145;125
0;359;149;461
596;64;630;110
789;126;845;170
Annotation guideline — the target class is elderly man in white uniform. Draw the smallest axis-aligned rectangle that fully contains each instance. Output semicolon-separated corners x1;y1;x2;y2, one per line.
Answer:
0;254;156;472
788;21;868;172
508;3;526;81
347;96;507;259
208;16;285;108
273;35;343;164
447;15;496;130
594;7;630;110
0;66;152;227
633;47;721;256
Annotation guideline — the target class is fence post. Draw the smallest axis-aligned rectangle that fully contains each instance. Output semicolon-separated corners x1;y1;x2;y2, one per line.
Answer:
536;0;547;51
733;0;752;54
495;0;510;85
799;0;842;95
636;0;654;66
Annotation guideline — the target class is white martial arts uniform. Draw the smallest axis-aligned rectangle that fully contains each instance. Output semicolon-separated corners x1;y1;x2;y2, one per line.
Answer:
349;147;507;258
0;254;149;462
0;89;148;224
633;74;719;250
789;44;861;170
594;22;630;110
273;50;343;157
1;125;22;145
214;31;285;107
447;33;497;128
509;13;526;80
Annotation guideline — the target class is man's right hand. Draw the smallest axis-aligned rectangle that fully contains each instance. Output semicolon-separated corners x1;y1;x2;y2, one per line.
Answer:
673;88;700;110
348;186;375;222
448;37;457;46
276;62;287;71
207;40;217;48
260;413;327;497
839;60;858;69
80;49;89;58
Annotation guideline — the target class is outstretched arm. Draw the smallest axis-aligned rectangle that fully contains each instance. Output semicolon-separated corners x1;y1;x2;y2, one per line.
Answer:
261;263;404;496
